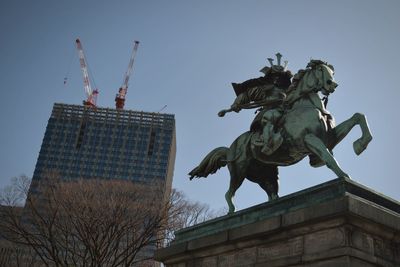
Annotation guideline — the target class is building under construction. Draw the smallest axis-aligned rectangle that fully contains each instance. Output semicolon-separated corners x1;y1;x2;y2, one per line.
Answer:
18;104;176;266
31;103;176;192
10;39;176;266
30;39;177;188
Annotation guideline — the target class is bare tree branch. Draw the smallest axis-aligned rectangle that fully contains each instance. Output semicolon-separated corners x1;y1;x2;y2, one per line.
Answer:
0;175;221;266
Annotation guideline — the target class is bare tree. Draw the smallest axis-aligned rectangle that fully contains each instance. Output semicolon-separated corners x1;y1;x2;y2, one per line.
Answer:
2;176;168;266
165;189;224;244
0;175;31;207
1;176;40;266
0;176;219;267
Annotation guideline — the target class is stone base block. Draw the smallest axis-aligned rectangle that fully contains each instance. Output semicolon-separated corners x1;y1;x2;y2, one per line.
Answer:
155;178;400;266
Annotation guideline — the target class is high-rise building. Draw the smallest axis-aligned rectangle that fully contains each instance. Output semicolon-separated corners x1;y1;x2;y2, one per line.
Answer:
31;103;176;191
24;103;176;266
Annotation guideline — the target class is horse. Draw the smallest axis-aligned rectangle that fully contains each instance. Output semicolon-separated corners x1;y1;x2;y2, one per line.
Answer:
189;60;372;214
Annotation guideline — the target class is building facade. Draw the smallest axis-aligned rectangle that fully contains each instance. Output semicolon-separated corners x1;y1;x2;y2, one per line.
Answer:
31;103;176;192
27;103;176;266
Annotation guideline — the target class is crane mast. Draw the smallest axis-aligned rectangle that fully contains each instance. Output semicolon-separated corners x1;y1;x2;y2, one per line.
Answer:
76;39;98;107
115;41;139;109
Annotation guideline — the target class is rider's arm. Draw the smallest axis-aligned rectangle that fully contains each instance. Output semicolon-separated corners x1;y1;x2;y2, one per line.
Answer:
231;92;249;112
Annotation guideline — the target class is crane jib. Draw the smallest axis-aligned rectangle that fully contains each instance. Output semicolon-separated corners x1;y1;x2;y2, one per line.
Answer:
115;41;140;109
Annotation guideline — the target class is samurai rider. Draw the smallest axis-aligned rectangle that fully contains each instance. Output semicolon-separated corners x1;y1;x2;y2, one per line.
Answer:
218;53;293;155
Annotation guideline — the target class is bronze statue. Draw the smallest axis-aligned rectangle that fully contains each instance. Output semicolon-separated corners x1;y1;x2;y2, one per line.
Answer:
189;55;373;214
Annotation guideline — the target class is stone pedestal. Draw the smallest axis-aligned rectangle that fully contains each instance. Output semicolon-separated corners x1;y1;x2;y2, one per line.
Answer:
155;178;400;266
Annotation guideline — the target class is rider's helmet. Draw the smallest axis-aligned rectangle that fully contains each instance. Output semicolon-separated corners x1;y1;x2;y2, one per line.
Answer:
260;53;293;89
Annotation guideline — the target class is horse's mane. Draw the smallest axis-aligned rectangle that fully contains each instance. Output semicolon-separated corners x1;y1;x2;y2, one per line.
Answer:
284;60;334;105
287;60;333;93
306;59;333;71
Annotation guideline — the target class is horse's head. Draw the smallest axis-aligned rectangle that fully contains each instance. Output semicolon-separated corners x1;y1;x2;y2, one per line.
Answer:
305;60;338;95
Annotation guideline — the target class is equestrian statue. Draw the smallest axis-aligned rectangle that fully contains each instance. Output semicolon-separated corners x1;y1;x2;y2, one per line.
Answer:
189;54;373;214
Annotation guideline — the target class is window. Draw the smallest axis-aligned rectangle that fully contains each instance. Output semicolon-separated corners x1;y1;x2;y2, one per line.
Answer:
76;120;87;149
147;129;156;156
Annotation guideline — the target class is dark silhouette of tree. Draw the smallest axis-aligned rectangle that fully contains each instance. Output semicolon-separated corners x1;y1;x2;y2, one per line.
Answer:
0;176;219;267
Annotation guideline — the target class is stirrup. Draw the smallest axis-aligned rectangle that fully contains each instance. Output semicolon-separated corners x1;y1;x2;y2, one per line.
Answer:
261;145;274;155
252;139;264;146
261;137;283;155
251;135;264;147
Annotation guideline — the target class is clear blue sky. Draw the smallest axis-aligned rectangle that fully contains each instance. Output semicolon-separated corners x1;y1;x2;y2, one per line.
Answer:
1;0;399;211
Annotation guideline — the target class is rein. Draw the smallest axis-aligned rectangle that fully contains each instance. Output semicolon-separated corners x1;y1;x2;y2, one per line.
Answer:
322;95;329;108
285;65;331;110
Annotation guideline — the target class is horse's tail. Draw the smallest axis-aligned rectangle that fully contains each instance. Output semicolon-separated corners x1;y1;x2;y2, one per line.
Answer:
189;147;229;180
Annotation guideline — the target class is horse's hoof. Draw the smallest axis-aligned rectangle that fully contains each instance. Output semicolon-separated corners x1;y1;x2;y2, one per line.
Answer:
268;194;279;201
353;139;366;155
353;135;372;155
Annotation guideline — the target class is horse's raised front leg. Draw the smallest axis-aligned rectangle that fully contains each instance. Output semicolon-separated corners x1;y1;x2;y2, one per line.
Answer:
328;113;372;155
304;134;350;178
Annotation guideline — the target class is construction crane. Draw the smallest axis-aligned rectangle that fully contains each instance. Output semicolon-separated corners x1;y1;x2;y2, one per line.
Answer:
115;41;139;109
75;38;98;107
